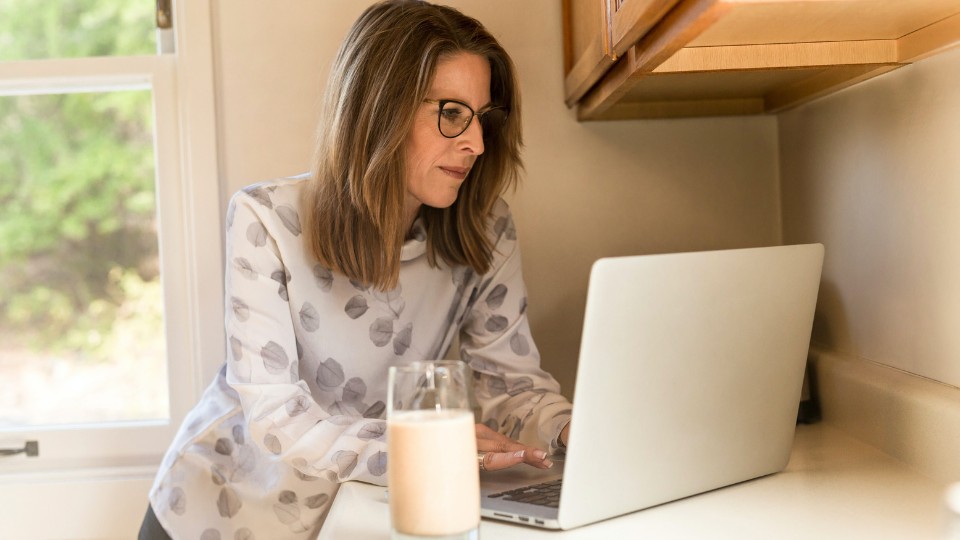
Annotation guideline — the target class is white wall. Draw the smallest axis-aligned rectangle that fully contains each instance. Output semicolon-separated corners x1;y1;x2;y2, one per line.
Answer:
211;0;782;397
779;46;960;389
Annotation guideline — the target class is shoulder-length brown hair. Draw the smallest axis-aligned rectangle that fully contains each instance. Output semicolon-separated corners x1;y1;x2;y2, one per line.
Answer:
302;0;523;291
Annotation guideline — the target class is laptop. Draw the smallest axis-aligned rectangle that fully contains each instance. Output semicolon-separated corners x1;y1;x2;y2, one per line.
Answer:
480;243;824;530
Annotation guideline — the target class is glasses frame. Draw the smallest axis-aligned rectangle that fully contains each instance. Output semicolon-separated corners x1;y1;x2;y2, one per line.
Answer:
424;98;508;139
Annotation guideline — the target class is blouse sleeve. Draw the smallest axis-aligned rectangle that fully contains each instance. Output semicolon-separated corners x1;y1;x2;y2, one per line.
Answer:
459;200;573;455
223;190;389;486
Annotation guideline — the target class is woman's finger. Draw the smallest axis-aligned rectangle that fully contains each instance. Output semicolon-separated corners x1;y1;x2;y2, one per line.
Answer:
479;448;554;471
475;424;554;470
476;434;526;454
480;450;526;472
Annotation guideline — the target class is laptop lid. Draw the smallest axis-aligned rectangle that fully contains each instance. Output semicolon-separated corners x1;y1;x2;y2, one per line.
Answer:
479;244;823;529
547;243;823;529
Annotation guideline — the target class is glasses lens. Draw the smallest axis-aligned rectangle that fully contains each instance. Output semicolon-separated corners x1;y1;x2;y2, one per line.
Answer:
438;101;473;138
479;107;507;138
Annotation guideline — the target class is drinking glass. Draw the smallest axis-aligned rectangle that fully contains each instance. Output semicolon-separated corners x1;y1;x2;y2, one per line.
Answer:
387;361;479;540
946;482;960;539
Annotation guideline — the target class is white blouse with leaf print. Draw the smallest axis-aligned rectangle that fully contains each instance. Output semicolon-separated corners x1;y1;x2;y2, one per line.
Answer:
148;174;572;539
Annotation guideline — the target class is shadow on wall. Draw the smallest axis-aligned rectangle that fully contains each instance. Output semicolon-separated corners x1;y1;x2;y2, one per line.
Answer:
810;279;852;355
533;280;588;402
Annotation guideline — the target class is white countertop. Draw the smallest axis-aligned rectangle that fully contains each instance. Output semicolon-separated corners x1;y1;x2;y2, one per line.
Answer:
318;423;949;539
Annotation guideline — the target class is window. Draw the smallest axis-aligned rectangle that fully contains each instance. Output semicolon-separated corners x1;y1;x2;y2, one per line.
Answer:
0;0;222;491
0;0;157;62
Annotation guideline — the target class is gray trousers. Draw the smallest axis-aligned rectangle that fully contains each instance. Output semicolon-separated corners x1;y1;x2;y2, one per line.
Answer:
138;504;172;540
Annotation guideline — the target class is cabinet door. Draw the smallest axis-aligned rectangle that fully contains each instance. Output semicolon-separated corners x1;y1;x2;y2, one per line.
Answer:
564;0;685;107
579;0;960;120
562;0;614;106
610;0;683;57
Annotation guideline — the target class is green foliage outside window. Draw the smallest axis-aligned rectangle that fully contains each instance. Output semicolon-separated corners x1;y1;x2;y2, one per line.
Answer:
0;0;160;362
0;0;155;62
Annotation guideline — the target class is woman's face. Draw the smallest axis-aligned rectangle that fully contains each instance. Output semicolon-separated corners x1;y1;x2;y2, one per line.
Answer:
404;52;491;222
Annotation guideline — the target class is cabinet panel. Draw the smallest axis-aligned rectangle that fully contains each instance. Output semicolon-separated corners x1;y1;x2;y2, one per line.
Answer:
689;0;960;47
572;0;960;120
562;0;614;106
563;0;686;107
610;0;682;56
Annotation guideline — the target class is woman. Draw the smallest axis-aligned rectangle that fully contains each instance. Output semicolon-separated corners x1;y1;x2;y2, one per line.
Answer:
140;1;571;538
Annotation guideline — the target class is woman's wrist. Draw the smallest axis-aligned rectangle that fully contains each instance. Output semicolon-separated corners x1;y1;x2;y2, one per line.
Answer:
557;422;570;449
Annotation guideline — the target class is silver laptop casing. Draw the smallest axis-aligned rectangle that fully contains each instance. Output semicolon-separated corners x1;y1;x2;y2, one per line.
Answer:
480;244;824;530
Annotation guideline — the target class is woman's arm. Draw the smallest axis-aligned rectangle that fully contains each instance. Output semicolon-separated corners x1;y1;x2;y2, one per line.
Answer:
223;189;389;485
460;200;573;457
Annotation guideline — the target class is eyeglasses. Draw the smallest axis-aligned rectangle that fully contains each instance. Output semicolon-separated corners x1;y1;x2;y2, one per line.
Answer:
424;98;508;139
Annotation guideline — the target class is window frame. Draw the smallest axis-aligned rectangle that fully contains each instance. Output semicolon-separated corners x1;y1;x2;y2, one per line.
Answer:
0;0;223;477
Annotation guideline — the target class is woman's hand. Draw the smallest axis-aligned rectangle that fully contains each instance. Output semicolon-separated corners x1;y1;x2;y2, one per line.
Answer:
475;423;553;472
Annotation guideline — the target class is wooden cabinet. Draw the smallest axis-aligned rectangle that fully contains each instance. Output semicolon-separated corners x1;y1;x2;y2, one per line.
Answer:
563;0;681;106
563;0;960;120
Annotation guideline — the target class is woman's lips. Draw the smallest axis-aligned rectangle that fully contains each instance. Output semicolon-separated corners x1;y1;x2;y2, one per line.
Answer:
440;166;469;180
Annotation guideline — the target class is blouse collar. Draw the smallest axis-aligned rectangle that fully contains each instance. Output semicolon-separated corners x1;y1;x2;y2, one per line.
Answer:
401;218;427;262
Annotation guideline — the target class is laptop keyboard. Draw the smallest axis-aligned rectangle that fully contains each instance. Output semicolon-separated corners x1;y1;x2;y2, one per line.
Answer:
489;478;562;508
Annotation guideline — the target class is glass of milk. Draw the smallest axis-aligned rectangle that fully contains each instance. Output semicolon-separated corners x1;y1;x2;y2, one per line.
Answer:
387;361;479;540
946;482;960;540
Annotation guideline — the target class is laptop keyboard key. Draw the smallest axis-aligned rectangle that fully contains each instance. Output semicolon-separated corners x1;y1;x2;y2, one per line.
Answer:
491;479;562;508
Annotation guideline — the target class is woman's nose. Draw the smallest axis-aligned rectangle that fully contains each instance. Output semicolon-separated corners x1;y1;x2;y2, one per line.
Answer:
457;118;485;155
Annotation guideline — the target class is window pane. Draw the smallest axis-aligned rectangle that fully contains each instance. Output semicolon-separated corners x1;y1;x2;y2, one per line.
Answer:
0;89;168;427
0;0;156;62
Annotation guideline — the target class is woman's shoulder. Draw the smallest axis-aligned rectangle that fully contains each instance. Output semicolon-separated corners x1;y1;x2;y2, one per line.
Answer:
488;196;517;242
226;173;310;231
232;173;310;207
490;196;510;218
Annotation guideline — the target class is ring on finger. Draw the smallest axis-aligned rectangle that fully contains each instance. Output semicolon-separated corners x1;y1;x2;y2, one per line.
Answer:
477;452;488;472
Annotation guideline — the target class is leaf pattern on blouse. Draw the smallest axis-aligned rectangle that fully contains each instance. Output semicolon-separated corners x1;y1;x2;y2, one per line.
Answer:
393;323;413;355
232;424;245;445
342;377;366;404
272;270;289;300
486;376;507;396
286;395;311;417
363;401;386;419
344;296;368;319
369;317;393;347
305;493;330;509
234;257;258;280
313;265;333;292
484;314;509;333
276;205;301;236
493;215;517;240
508;376;534;396
333;451;358;479
168;487;186;515
232;298;250;322
367;451;388;476
247;222;268;247
316;358;345;389
218;486;242;518
261;341;289;374
273;501;300;525
264;433;282;455
299;302;320;332
149;179;571;540
486;284;508;309
357;421;386;440
215;438;234;455
244;185;273;208
510;332;530;356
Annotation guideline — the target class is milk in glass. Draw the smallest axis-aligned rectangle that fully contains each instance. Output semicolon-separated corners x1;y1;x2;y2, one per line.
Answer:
388;409;479;537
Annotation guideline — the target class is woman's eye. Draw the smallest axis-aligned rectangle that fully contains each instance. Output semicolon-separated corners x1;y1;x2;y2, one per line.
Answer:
441;105;466;121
